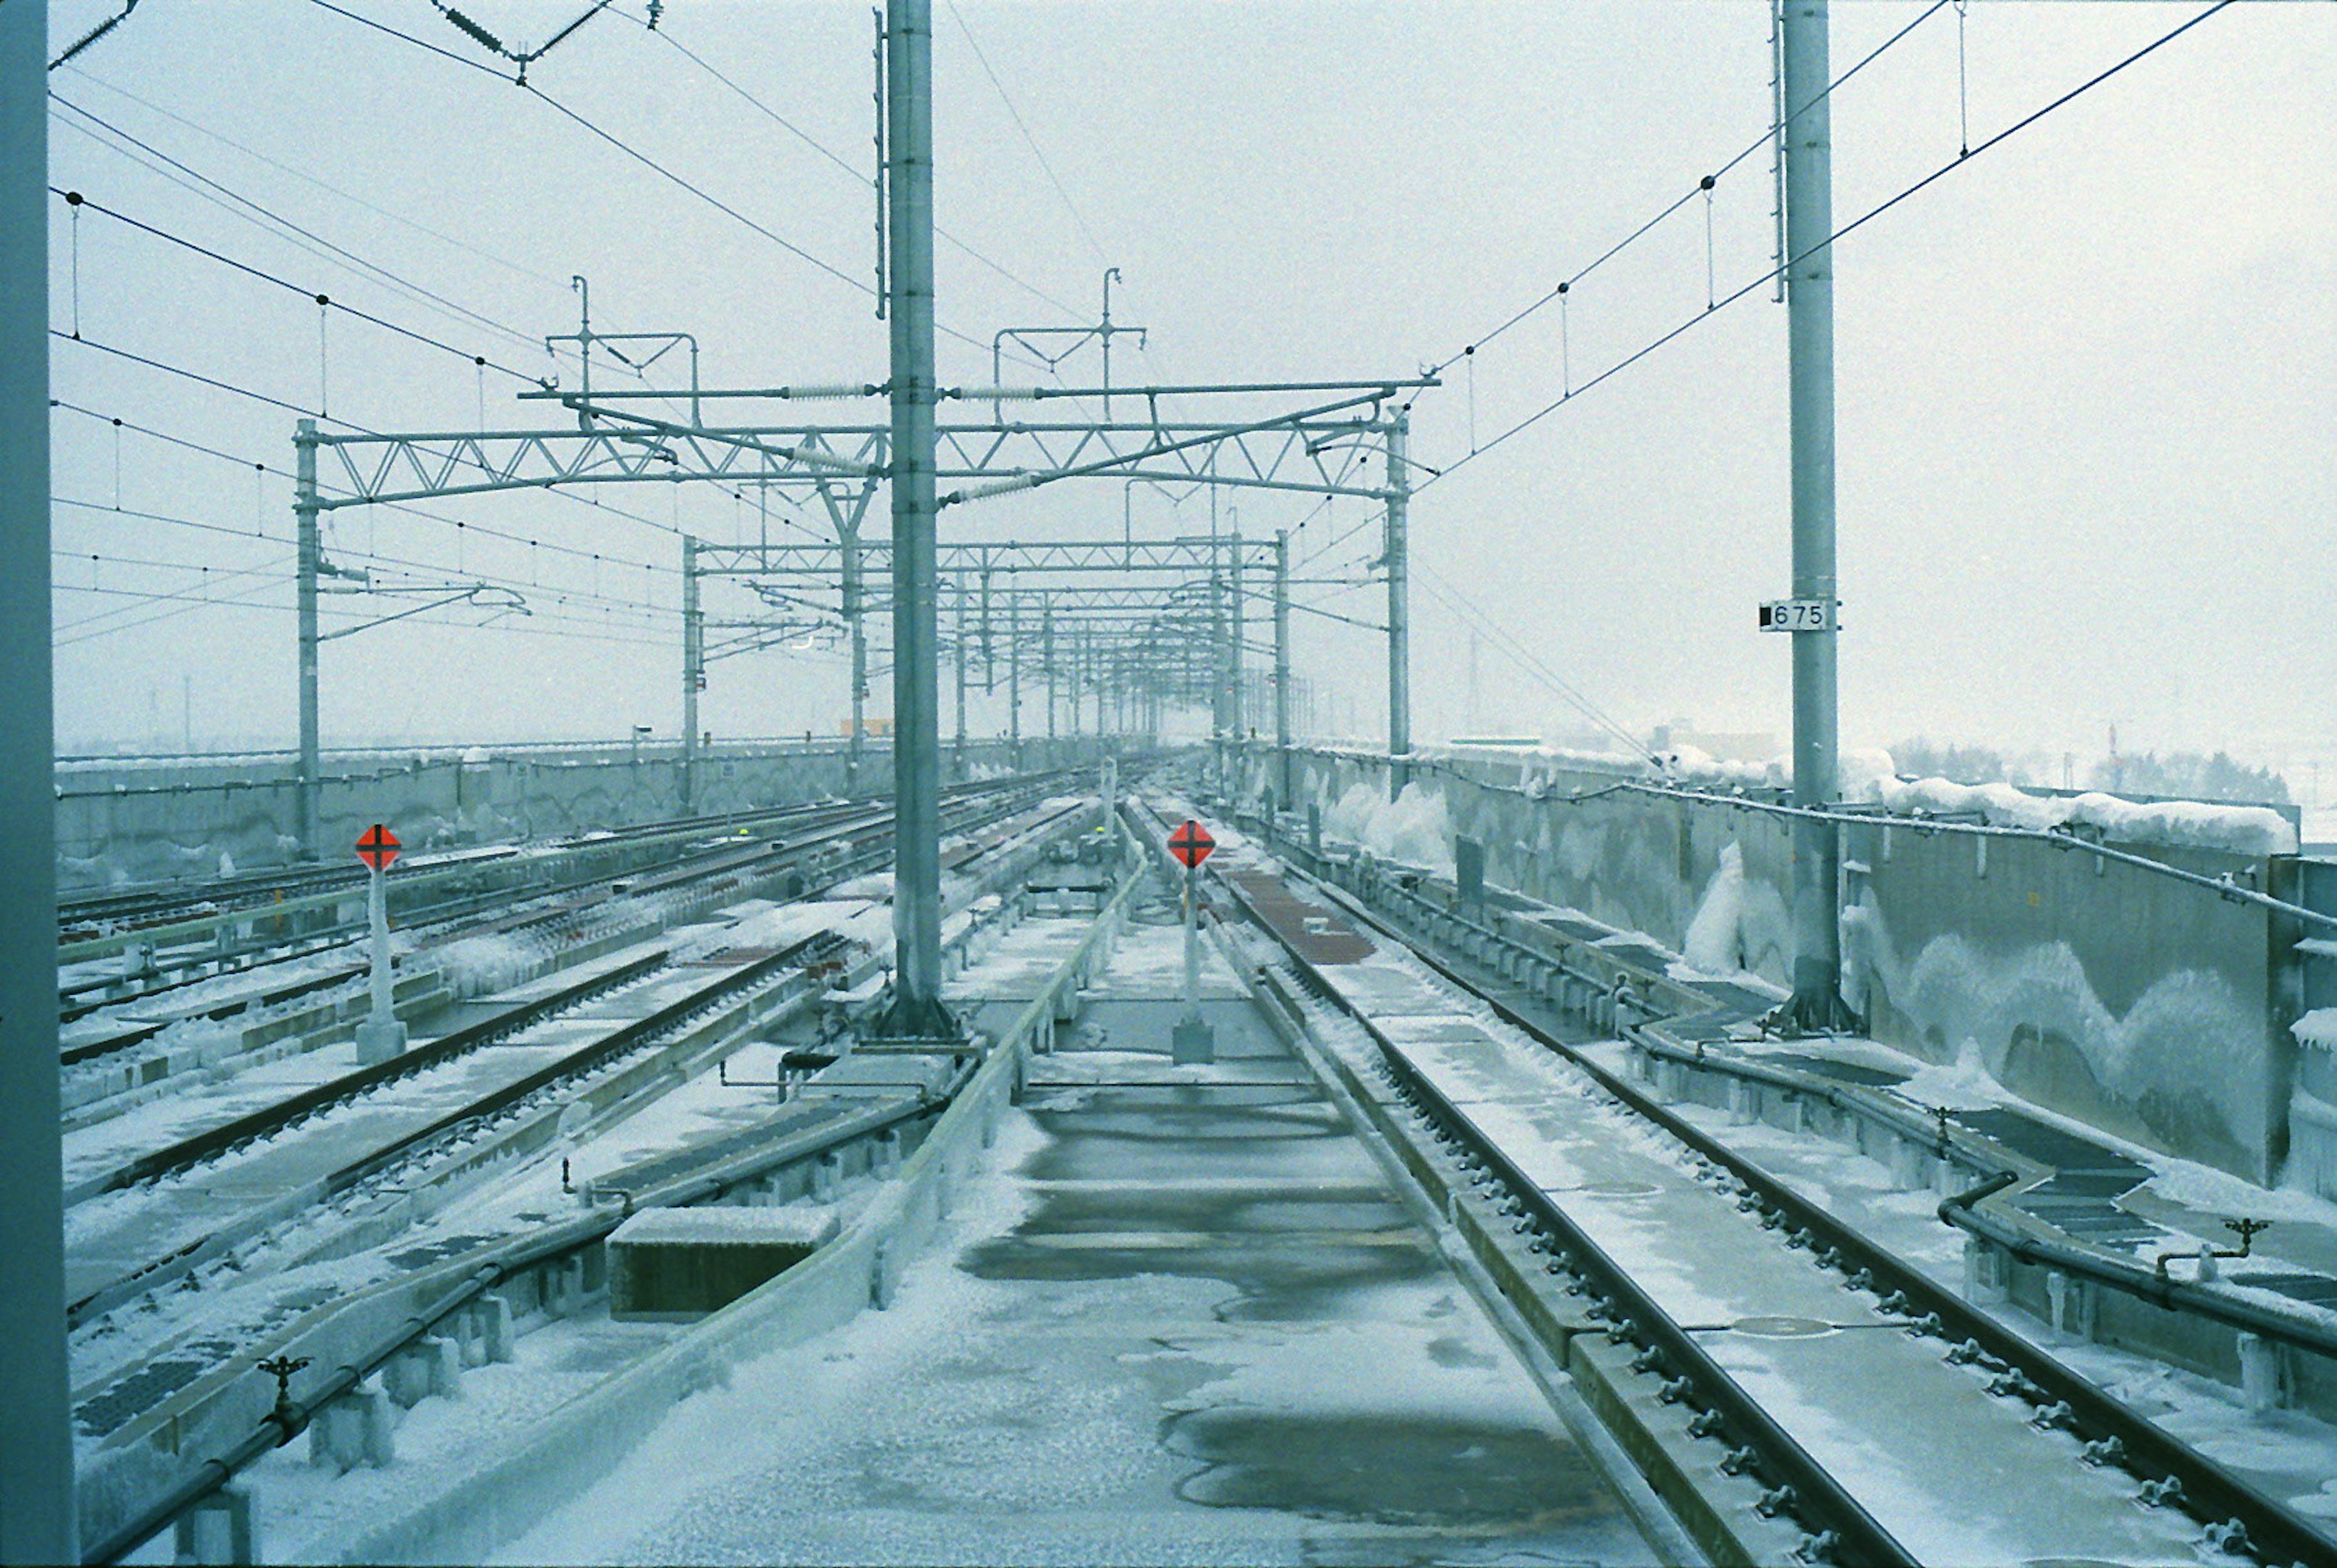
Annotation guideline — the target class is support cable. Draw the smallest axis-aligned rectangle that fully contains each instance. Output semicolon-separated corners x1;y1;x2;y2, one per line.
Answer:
51;96;569;360
301;0;1041;367
612;2;1087;321
51;331;691;541
1415;563;1656;762
52;188;547;385
1428;1;1951;378
48;71;575;293
1424;0;2238;493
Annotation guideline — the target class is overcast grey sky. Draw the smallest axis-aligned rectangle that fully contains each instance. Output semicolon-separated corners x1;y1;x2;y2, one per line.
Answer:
44;1;2336;790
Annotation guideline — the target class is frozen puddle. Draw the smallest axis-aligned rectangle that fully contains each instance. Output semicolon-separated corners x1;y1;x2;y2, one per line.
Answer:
505;993;1657;1566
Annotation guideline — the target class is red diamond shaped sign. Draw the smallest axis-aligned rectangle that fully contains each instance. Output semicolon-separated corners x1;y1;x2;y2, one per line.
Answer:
354;823;401;873
1167;819;1215;871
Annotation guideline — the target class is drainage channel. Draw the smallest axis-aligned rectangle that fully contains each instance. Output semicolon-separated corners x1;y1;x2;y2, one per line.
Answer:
492;873;1668;1567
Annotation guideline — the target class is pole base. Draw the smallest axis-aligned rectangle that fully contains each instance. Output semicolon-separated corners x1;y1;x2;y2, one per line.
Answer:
1171;1014;1215;1065
355;1018;408;1066
858;985;966;1052
1769;986;1862;1040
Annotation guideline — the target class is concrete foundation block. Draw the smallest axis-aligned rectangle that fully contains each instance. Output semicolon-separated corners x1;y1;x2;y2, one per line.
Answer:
309;1381;394;1472
385;1336;461;1407
2239;1331;2281;1414
354;1017;408;1067
812;1151;841;1202
476;1294;515;1364
172;1482;257;1566
1962;1237;2009;1306
2045;1270;2095;1340
609;1205;840;1321
1726;1077;1756;1126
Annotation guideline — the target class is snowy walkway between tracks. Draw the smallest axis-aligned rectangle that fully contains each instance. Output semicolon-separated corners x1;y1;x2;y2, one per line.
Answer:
495;885;1657;1567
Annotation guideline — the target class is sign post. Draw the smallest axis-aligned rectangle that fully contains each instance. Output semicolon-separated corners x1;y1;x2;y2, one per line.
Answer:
354;824;407;1065
1167;819;1217;1065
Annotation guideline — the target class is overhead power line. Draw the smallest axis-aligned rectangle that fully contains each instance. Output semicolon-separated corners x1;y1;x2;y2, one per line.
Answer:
1433;1;1954;381
54;187;548;385
1425;0;2240;492
299;0;1041;368
945;3;1113;268
1414;565;1655;763
49;69;575;293
51;96;558;363
617;2;1089;321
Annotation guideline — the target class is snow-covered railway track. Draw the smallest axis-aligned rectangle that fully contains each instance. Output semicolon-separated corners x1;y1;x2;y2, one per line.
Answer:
1196;810;2325;1567
65;932;848;1331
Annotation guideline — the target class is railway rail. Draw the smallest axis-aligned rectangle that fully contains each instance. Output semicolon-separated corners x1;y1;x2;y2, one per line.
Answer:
1197;806;2330;1567
58;772;1075;1060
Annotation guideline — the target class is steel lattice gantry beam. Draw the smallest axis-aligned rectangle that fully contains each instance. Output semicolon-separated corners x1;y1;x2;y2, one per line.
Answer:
304;413;1406;514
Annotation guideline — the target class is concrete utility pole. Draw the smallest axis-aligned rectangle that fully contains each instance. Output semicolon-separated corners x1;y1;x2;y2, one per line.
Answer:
1043;597;1058;753
1781;0;1851;1030
295;420;323;859
1008;594;1022;767
1274;530;1293;815
680;535;704;814
1;9;75;1558
1385;411;1412;799
875;0;953;1039
1228;530;1246;793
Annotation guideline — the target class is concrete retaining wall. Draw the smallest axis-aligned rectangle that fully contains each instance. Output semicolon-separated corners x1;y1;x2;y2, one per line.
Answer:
57;736;1100;890
1243;743;2319;1189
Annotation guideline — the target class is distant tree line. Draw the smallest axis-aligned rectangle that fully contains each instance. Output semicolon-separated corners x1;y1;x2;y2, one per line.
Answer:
1890;737;2291;806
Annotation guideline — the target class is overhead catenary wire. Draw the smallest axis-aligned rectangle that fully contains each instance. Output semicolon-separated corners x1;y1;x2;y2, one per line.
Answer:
1414;564;1657;762
1423;0;2240;493
52;187;548;386
49;68;576;294
52;332;698;543
299;0;1049;371
944;2;1113;268
1430;0;1953;380
50;96;573;363
611;2;1089;322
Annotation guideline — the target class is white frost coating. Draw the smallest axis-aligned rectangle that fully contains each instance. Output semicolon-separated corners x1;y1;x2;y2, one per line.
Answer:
610;1206;839;1247
1322;780;1457;876
434;932;546;999
1861;776;2296;856
2294;1008;2337;1053
1681;843;1745;974
1852;908;2265;1162
1394;738;2297;854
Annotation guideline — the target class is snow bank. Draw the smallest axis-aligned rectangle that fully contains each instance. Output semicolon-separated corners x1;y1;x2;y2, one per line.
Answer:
1864;777;2296;855
1681;843;1746;974
2294;1009;2337;1053
434;932;547;998
1322;781;1456;876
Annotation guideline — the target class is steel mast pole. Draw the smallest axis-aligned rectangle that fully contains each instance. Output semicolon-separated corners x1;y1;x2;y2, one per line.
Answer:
681;534;702;814
0;6;77;1555
1229;529;1246;793
1008;594;1022;767
1043;596;1057;756
877;0;951;1037
1781;0;1848;1030
1274;529;1293;816
842;518;867;795
1385;412;1412;798
296;420;323;859
952;577;968;779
